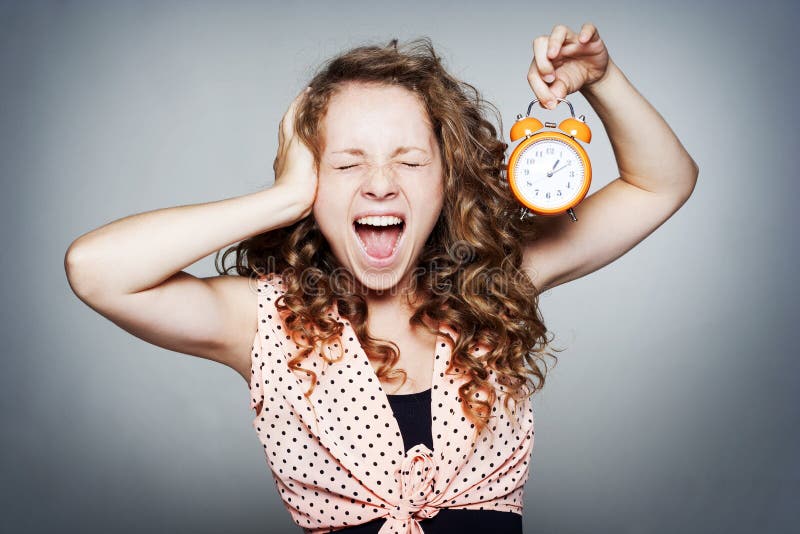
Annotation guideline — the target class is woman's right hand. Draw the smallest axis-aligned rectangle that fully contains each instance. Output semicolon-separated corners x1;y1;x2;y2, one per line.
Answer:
272;87;318;220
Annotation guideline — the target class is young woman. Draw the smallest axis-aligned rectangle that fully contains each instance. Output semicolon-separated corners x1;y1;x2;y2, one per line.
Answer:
65;24;698;534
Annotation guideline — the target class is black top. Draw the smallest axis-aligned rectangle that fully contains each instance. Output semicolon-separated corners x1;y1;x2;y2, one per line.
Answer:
326;388;523;534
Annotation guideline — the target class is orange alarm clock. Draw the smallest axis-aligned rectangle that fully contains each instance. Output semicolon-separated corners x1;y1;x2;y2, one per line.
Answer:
507;97;592;222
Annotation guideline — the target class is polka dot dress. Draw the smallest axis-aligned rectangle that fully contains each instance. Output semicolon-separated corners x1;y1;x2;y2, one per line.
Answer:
249;273;535;533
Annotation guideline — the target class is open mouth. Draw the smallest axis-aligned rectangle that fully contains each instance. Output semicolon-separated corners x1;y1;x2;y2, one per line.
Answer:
352;215;406;261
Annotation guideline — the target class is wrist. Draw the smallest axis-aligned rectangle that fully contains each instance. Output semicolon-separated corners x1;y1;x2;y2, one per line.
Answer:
263;184;313;227
580;58;621;98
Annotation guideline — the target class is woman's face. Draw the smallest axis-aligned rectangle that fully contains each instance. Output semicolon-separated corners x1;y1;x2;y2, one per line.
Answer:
313;82;445;294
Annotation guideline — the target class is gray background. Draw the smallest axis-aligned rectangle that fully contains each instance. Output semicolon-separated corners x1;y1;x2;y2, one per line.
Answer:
2;0;797;532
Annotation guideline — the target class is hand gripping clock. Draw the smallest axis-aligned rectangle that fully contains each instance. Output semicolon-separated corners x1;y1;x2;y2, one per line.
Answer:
507;97;592;222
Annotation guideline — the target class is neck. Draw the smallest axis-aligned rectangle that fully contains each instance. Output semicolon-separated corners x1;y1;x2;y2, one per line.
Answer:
358;272;429;336
364;285;415;328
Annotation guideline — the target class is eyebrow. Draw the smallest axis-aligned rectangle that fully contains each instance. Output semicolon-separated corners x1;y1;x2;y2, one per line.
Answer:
331;146;428;157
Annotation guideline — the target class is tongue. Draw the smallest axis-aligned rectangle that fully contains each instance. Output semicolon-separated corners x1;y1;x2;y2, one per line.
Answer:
355;224;403;259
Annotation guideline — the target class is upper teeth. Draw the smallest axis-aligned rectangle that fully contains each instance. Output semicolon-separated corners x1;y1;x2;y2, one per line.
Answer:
355;215;404;226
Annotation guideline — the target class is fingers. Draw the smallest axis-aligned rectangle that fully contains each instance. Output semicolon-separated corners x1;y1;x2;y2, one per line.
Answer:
275;87;309;176
277;87;310;159
533;35;555;84
528;37;559;109
578;23;598;43
546;25;569;64
280;88;304;142
528;23;595;109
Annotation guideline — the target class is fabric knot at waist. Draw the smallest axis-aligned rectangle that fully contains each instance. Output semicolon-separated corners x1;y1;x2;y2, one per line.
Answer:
379;444;440;533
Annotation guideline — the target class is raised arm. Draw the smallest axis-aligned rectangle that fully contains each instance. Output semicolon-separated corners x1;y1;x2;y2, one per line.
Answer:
64;88;317;382
521;23;699;293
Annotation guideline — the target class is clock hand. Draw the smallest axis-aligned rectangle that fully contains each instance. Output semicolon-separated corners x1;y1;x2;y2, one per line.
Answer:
527;175;553;187
546;161;571;177
551;159;559;170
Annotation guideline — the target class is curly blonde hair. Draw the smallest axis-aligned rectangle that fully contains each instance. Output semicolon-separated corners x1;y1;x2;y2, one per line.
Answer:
218;37;561;435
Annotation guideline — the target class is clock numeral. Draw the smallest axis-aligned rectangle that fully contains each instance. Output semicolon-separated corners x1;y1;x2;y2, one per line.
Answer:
567;181;571;189
545;192;551;199
556;190;562;197
535;150;543;157
523;169;530;176
569;171;575;178
534;189;539;196
545;147;555;155
526;158;535;165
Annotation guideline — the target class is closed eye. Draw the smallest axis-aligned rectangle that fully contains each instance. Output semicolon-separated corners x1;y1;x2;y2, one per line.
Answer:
336;163;423;170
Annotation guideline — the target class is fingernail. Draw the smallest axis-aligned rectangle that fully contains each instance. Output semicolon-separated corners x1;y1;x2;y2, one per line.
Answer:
543;73;555;83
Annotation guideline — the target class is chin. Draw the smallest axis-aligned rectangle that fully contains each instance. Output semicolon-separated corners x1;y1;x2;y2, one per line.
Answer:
354;267;409;293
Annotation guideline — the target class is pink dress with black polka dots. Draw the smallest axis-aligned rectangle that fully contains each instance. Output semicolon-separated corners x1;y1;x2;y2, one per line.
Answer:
249;273;535;533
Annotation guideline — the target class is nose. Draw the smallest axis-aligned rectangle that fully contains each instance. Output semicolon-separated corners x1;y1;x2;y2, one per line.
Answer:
360;163;398;200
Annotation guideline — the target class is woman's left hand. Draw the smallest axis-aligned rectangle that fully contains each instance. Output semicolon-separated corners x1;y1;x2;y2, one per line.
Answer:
527;23;611;109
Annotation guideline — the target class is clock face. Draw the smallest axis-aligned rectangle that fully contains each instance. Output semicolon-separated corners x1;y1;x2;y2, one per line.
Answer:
512;137;586;210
